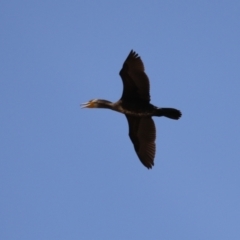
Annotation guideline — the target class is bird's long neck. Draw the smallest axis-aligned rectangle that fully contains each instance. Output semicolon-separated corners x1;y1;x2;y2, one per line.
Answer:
97;100;114;110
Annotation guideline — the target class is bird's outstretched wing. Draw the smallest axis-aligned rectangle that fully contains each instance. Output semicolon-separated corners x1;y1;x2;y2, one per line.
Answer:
119;50;150;103
126;116;156;168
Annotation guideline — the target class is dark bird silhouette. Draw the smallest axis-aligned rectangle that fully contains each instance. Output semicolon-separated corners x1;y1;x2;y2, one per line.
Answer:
81;50;181;168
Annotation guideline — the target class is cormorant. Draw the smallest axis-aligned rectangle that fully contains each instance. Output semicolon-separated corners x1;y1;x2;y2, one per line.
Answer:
81;50;181;169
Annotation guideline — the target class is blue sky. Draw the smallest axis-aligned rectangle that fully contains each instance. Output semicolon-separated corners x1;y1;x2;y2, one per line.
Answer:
1;1;240;239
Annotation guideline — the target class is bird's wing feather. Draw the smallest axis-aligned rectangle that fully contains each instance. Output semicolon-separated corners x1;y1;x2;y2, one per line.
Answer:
119;50;150;102
126;116;156;168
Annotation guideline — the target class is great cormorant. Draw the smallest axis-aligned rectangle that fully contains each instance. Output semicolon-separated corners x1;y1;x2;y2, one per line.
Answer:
81;50;181;169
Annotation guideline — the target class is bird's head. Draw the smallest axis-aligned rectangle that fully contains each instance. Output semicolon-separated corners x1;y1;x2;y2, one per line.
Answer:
80;99;98;108
81;99;113;109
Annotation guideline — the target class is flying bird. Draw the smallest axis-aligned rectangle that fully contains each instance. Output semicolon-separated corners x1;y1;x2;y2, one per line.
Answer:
81;50;182;169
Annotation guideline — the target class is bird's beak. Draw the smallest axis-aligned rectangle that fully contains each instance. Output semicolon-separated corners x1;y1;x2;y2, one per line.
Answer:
80;101;93;108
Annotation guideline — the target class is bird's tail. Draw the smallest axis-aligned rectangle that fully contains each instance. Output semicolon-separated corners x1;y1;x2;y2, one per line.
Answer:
155;108;182;120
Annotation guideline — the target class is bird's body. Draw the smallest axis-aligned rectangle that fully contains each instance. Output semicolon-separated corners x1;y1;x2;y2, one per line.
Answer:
81;50;182;169
114;100;157;116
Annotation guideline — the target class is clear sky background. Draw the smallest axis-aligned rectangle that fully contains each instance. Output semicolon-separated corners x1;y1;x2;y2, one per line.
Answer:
1;1;240;239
